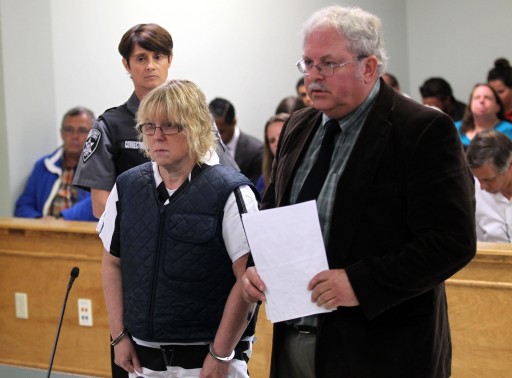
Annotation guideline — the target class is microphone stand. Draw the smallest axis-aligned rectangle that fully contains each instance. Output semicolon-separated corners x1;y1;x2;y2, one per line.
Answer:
47;267;79;378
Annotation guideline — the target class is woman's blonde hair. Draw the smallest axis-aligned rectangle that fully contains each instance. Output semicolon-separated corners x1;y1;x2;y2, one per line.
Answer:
136;79;216;163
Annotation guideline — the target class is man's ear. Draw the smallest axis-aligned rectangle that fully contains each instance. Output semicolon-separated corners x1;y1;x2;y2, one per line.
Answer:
363;55;378;81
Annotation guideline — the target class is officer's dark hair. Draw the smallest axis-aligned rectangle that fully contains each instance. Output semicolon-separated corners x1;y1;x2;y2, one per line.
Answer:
118;23;173;65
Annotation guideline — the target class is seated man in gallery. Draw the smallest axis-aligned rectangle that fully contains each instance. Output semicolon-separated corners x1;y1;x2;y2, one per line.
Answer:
467;130;512;242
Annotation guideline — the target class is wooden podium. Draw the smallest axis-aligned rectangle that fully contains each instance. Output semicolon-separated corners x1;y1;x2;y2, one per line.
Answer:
1;218;510;377
0;217;109;377
446;242;512;377
0;217;273;377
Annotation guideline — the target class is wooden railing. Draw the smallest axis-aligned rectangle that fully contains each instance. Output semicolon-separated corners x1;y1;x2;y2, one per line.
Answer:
1;217;510;377
446;242;512;377
0;217;273;377
0;217;109;377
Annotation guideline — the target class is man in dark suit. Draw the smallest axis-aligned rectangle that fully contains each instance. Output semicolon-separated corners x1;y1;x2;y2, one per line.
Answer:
209;97;263;184
419;77;467;121
241;5;476;378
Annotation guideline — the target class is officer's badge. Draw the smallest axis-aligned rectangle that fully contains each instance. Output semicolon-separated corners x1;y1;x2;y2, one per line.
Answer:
82;129;101;162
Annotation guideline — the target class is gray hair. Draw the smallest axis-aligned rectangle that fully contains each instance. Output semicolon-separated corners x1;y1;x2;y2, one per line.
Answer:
467;130;512;174
61;106;95;129
302;6;389;75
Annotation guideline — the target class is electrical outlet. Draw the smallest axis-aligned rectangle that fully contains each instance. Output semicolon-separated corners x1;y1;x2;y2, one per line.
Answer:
78;298;93;326
15;292;28;319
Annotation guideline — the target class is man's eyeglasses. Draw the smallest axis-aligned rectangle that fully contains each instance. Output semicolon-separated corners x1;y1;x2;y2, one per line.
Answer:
137;122;184;135
61;126;90;135
296;56;366;77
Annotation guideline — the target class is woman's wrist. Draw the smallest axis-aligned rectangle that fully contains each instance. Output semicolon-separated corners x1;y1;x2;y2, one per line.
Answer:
208;343;235;363
110;328;127;346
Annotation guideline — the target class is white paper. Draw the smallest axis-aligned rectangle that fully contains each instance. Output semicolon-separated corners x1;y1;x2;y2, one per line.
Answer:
242;200;332;323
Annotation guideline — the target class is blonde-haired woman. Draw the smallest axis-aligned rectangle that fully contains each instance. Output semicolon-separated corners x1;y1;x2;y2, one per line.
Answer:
100;80;259;378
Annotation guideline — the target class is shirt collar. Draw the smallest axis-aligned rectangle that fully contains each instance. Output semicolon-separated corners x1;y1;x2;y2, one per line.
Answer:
226;126;240;156
152;161;195;203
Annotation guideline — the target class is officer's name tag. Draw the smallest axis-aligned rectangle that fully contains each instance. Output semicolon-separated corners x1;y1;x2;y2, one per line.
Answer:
123;141;144;149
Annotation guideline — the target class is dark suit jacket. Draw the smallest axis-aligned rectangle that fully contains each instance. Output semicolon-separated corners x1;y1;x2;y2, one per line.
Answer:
235;131;263;185
263;81;476;378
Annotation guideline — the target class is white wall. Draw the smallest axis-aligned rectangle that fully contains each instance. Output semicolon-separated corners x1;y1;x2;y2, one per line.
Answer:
0;0;56;216
0;0;415;216
406;0;512;103
49;0;408;137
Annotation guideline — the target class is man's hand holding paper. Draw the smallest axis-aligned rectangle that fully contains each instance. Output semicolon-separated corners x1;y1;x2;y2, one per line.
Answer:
241;200;334;323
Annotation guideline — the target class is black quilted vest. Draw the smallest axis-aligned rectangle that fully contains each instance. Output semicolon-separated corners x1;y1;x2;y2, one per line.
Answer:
116;162;258;342
100;103;148;177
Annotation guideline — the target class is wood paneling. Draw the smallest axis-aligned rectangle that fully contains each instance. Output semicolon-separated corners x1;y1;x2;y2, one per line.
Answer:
249;304;272;378
0;217;274;378
2;218;510;378
446;242;512;377
0;217;109;377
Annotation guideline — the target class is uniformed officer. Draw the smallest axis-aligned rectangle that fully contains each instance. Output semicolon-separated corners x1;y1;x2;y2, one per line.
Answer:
74;23;235;218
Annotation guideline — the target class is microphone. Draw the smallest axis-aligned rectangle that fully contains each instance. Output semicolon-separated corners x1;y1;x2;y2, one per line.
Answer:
47;267;80;378
68;266;80;289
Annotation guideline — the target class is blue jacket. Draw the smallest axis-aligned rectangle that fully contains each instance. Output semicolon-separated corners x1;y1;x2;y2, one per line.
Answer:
454;119;512;146
15;147;96;221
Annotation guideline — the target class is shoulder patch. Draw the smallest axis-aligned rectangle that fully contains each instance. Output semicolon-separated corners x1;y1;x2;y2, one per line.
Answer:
82;129;102;163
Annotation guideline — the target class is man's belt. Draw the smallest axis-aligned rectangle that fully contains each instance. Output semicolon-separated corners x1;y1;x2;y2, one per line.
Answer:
290;324;317;334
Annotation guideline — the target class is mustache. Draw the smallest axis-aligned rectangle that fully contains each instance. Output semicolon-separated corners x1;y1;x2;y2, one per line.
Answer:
307;82;327;91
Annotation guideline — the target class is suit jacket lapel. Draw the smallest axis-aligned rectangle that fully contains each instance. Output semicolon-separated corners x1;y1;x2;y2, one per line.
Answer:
266;83;397;266
273;110;323;207
328;82;396;265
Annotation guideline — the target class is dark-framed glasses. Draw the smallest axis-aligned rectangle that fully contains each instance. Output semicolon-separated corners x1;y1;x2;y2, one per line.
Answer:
296;56;366;77
137;122;184;135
